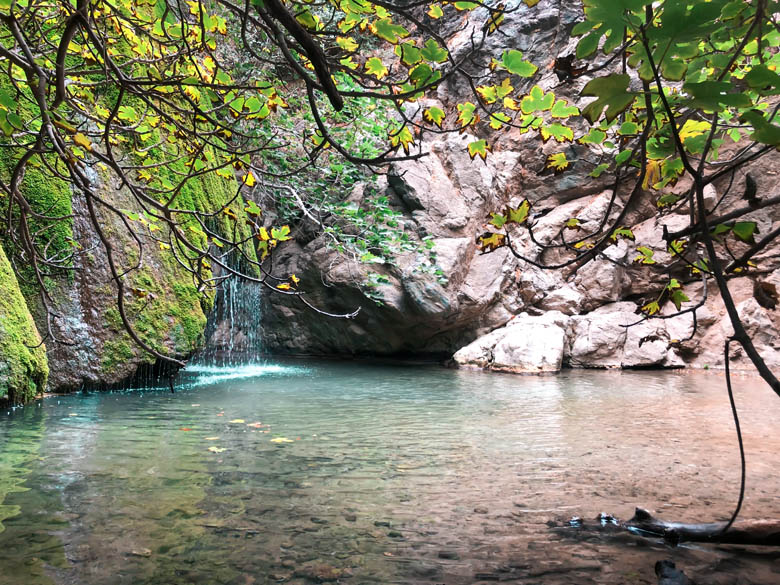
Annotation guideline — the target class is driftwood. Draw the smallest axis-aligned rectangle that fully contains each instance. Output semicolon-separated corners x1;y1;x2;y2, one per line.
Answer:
625;508;780;546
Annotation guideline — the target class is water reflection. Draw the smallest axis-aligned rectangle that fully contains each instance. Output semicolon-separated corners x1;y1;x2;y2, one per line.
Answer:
0;363;779;584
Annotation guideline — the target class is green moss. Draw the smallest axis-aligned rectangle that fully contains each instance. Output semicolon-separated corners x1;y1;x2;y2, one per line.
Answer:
100;338;135;374
0;243;49;404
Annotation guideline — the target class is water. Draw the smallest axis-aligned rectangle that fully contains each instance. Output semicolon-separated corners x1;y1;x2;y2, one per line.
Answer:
195;278;264;366
1;363;779;585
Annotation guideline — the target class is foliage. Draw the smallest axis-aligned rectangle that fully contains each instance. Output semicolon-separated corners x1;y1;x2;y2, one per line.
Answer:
1;0;779;398
472;0;780;395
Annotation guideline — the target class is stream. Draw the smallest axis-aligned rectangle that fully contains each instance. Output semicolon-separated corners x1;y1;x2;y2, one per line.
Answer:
1;362;779;584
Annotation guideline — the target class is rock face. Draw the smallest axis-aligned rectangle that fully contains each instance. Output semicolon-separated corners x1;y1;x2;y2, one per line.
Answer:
0;243;48;403
259;0;780;374
454;312;568;373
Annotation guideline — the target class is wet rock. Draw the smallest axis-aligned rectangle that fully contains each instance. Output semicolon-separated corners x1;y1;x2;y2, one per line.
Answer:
294;563;349;582
438;550;461;560
453;311;569;373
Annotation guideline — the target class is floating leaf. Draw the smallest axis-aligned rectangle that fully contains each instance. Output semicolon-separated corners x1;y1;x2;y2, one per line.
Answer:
204;436;220;440
208;446;227;453
271;437;294;443
229;419;245;424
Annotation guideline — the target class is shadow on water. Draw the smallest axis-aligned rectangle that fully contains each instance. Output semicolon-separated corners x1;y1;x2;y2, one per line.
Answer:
1;363;779;584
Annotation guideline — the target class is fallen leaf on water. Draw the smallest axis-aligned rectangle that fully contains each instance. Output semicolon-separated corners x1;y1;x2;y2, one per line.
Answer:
246;422;263;428
191;404;200;407
270;437;294;443
204;436;220;441
68;413;78;417
179;427;194;431
208;446;226;453
229;419;245;424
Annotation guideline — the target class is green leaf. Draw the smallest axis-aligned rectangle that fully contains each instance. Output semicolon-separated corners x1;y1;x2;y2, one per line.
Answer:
610;226;635;242
365;57;389;80
546;152;570;171
550;99;579;118
420;39;448;63
505;200;530;224
615;149;632;165
270;225;291;241
488;212;507;228
589;163;609;178
467;139;491;161
520;85;555;114
743;64;780;94
423;106;445;128
740;110;780;146
581;74;637;124
501;50;538;77
682;81;751;111
372;18;409;43
634;246;656;264
540;123;574;143
732;221;758;243
669;288;689;311
394;42;421;66
576;32;601;59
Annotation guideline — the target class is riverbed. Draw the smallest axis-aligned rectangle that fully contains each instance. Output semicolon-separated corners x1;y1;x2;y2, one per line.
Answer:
1;362;779;584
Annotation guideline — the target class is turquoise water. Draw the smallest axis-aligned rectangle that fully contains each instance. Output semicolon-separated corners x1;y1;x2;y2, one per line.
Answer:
1;362;779;584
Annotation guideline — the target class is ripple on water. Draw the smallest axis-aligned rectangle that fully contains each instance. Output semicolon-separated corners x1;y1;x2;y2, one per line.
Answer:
0;363;779;585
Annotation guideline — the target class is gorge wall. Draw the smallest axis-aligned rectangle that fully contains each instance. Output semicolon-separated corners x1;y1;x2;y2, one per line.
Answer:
259;0;780;373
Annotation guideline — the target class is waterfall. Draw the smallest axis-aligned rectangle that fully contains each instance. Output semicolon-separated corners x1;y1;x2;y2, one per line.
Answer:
192;277;264;366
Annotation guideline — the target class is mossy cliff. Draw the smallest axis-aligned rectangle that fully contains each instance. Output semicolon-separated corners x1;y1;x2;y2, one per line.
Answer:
37;165;256;392
0;243;48;404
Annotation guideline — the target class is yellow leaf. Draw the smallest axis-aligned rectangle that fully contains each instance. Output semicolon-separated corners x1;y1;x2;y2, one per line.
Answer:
290;274;300;285
277;283;292;291
243;171;256;187
229;419;245;424
207;446;226;453
204;436;220;440
74;132;92;151
270;437;294;443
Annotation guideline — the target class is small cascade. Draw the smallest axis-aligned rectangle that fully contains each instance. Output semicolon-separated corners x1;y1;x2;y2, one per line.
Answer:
192;277;265;366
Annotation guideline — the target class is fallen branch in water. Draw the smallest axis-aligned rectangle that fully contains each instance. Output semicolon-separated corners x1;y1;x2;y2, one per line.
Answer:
557;508;780;547
625;508;780;547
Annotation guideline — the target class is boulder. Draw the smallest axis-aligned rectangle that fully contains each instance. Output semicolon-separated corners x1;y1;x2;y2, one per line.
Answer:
454;312;569;373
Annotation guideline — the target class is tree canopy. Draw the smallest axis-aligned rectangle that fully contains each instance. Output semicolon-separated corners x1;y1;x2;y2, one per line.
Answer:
1;0;780;397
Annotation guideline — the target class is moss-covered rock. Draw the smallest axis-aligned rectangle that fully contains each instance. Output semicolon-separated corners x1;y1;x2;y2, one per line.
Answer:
0;243;49;404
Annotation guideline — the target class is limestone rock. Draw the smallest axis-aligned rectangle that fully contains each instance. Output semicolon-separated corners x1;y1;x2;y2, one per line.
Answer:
454;312;569;373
